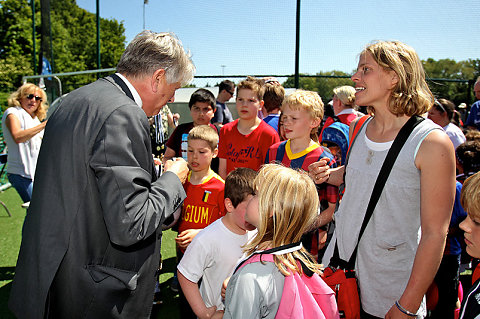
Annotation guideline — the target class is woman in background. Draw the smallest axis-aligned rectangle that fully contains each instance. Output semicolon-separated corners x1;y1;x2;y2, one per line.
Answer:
2;83;47;203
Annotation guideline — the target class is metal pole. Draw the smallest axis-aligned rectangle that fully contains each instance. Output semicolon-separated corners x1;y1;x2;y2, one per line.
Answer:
294;0;301;89
31;0;36;74
96;0;101;76
49;8;54;73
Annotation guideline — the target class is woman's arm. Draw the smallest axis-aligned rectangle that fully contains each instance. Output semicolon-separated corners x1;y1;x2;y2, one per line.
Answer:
386;130;456;318
5;114;46;144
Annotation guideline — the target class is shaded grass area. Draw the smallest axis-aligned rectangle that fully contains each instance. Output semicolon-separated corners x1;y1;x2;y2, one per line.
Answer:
0;186;182;318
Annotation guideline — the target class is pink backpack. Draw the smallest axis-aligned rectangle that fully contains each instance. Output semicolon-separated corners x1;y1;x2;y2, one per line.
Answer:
238;253;340;319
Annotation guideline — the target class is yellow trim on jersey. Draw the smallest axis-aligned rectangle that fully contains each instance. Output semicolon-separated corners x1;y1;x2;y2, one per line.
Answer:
188;169;225;185
285;139;320;160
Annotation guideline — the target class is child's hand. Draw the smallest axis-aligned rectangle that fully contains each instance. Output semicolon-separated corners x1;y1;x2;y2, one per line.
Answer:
175;228;202;249
212;310;224;319
221;277;230;299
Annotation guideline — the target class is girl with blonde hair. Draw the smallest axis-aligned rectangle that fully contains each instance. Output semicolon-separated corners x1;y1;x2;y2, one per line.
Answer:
222;164;338;318
2;83;48;203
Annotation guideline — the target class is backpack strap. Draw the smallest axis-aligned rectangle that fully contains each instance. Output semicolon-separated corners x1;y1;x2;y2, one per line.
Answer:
331;115;425;269
346;115;370;161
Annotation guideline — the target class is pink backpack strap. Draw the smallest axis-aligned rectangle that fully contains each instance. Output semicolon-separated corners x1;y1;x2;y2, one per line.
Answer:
236;253;339;319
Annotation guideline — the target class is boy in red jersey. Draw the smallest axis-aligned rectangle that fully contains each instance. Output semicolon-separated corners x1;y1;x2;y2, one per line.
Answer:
218;76;279;179
176;125;225;252
265;90;337;258
174;125;226;318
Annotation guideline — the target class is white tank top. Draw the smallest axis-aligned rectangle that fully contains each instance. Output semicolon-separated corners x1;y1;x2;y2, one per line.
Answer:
323;117;441;317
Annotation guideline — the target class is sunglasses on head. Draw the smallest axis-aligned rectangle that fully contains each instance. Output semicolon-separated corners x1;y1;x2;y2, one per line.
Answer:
26;94;42;102
434;99;445;113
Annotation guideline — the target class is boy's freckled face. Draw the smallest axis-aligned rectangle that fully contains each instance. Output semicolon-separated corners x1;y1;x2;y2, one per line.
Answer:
244;195;259;229
190;101;215;126
187;139;217;172
231;195;256;231
235;89;263;121
460;213;480;258
282;105;317;141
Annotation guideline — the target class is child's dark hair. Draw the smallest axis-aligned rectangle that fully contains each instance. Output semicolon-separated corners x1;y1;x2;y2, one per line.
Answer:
263;83;285;113
188;88;216;110
224;167;257;208
465;129;480;142
456;140;480;176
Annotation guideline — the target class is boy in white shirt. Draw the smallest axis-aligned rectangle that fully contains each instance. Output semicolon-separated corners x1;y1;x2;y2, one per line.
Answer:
177;167;257;318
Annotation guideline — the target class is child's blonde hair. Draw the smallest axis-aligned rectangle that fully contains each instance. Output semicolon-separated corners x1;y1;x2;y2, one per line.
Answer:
244;164;321;276
461;172;480;219
281;90;324;143
333;85;356;109
363;40;434;116
187;125;219;151
236;76;265;101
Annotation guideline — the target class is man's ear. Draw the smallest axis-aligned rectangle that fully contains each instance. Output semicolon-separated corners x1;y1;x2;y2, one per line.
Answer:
224;198;234;213
151;69;166;93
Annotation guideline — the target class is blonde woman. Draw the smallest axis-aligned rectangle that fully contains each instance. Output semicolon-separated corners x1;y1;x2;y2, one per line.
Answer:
310;41;456;318
2;83;47;203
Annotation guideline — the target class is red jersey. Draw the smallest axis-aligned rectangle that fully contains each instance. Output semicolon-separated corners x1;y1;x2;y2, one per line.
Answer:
178;170;226;234
218;119;279;174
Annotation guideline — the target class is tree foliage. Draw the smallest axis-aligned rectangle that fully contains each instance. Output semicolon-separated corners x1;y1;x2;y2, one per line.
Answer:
283;60;480;107
0;0;126;95
423;58;480;105
283;70;354;102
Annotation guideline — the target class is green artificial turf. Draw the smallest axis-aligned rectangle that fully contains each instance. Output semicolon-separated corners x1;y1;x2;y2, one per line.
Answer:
0;186;182;318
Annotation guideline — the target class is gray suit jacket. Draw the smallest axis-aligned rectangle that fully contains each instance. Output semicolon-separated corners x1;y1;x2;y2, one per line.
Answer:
9;76;186;318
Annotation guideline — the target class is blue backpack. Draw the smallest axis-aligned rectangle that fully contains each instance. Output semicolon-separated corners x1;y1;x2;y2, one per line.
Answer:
321;122;349;165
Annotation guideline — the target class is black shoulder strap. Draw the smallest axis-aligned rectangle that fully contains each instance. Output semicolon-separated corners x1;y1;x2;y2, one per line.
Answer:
110;73;135;101
331;115;424;269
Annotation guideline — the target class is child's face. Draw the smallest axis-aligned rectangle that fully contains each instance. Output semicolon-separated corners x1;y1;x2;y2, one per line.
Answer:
244;194;260;229
231;194;256;231
187;139;217;172
190;101;215;126
282;105;318;142
460;213;480;258
236;89;263;121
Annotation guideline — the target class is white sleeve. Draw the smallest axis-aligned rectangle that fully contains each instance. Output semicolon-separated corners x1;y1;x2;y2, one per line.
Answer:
177;232;213;283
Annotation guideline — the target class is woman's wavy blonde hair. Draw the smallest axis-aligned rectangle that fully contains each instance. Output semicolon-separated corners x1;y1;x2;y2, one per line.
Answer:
243;164;322;276
7;83;48;121
363;40;433;116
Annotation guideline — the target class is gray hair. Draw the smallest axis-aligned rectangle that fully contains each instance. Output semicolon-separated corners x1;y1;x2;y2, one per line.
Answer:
117;31;195;86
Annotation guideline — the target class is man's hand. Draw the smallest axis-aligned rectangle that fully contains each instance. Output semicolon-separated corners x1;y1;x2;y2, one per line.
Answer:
164;157;189;183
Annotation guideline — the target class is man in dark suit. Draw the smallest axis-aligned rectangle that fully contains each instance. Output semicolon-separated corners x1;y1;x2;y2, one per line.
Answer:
9;31;195;318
